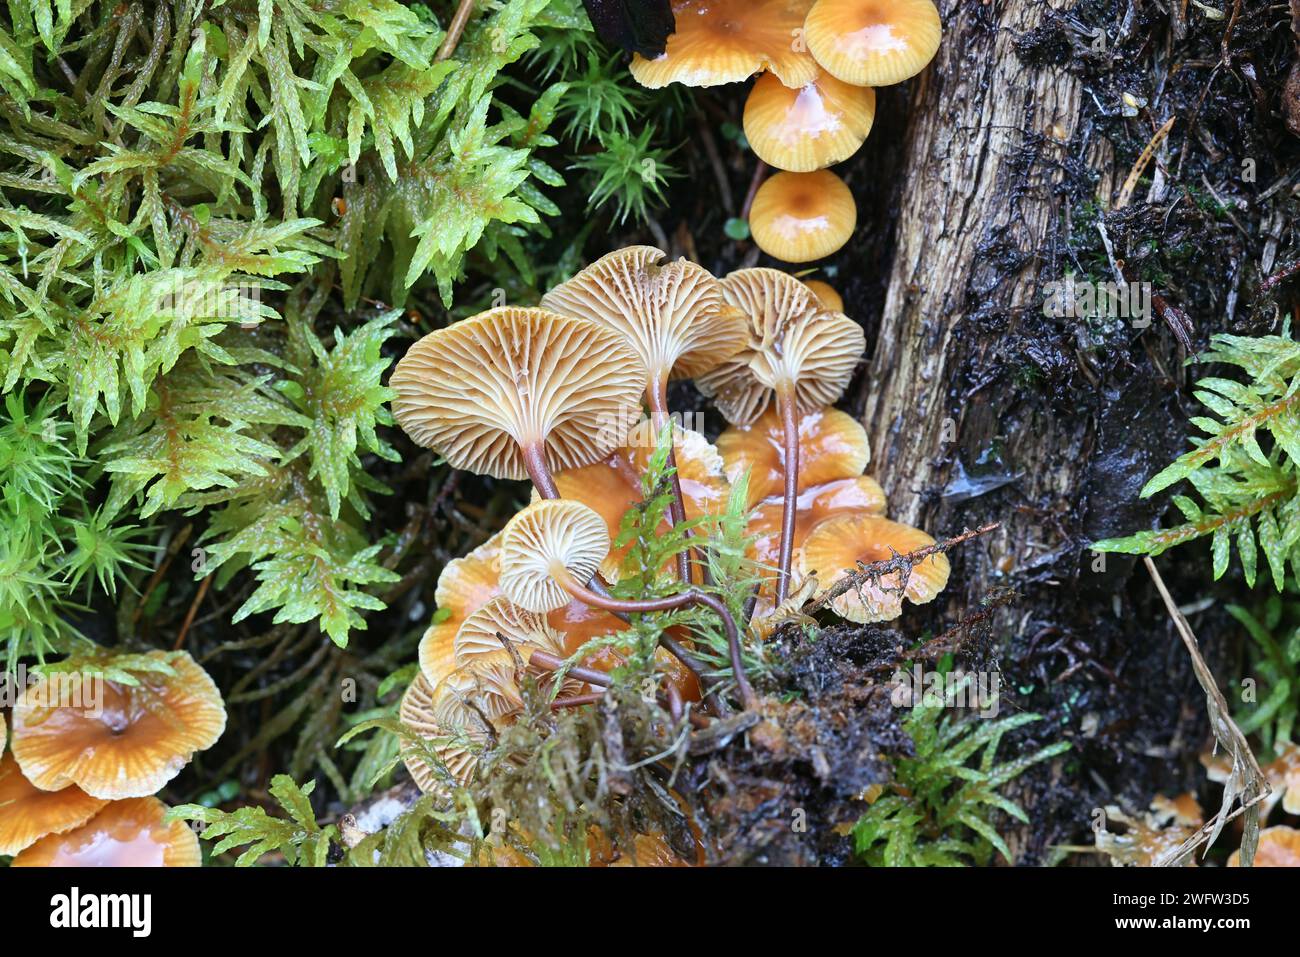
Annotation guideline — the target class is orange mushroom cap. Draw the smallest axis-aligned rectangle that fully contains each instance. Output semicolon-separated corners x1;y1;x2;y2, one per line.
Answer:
698;268;864;425
11;651;226;800
418;532;505;688
803;279;844;312
749;476;887;568
1229;826;1300;867
550;423;729;580
804;0;942;87
717;403;870;506
454;597;579;713
12;797;201;867
744;70;876;172
799;515;950;622
540;246;747;391
390;307;646;480
0;750;109;856
748;170;857;263
630;0;817;90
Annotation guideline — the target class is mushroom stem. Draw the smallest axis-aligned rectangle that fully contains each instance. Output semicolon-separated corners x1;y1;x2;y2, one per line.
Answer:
550;692;605;710
527;650;613;688
435;0;476;62
774;386;800;605
522;441;561;499
558;575;756;711
647;378;697;584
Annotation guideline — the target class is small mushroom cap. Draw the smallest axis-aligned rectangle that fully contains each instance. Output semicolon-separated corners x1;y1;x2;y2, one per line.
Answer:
12;651;226;800
744;70;876;172
805;0;942;87
391;307;646;480
11;797;201;867
499;500;612;612
454;597;574;713
749;476;887;567
540;246;748;385
718;403;871;505
749;170;857;263
550;423;729;580
400;672;502;791
799;515;950;622
0;751;109;856
1228;825;1300;867
698;269;865;425
418;532;504;688
630;0;817;90
803;279;843;312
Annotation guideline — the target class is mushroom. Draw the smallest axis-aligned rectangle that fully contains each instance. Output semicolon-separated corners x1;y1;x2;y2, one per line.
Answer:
548;422;730;581
11;650;226;800
798;514;950;622
699;269;865;601
629;0;817;90
0;751;108;856
744;70;876;172
390;307;646;497
803;0;942;88
499;499;755;709
717;403;871;508
453;596;582;712
748;475;887;569
548;599;702;703
11;797;202;866
418;532;505;689
748;170;857;263
541;247;745;573
803;279;843;312
1229;826;1300;867
399;671;504;791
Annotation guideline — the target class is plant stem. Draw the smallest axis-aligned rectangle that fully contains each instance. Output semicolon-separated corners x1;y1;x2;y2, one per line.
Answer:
775;386;799;604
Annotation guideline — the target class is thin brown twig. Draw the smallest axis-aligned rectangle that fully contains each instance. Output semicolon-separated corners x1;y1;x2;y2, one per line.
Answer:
435;0;476;62
172;573;212;650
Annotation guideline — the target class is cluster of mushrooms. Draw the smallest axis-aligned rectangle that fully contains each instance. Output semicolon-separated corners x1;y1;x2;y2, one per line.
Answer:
391;246;950;797
0;650;225;865
630;0;942;262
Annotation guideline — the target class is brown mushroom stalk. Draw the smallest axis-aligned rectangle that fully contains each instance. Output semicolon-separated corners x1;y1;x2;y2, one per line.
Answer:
501;500;756;710
547;566;755;711
775;383;801;604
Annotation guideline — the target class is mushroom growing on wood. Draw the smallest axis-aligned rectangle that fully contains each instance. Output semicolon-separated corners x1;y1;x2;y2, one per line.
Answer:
748;170;857;263
802;279;843;312
629;0;817;90
748;475;886;569
418;532;504;690
798;514;950;622
717;403;870;507
804;0;942;88
744;70;876;172
453;596;582;712
541;246;745;572
400;672;505;791
391;307;645;498
0;751;108;856
11;797;201;867
548;422;729;581
11;651;226;800
699;269;865;602
499;499;754;708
